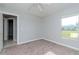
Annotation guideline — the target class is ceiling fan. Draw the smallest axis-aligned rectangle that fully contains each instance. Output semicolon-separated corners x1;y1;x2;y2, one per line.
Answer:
28;3;51;12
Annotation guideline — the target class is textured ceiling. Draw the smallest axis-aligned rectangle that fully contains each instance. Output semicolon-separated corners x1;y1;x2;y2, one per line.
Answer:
0;3;79;18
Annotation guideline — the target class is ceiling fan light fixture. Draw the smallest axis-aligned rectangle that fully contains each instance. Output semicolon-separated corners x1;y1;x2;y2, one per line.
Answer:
37;4;43;12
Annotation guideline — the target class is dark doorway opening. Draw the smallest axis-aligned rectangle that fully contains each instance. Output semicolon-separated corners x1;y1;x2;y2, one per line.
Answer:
8;20;13;40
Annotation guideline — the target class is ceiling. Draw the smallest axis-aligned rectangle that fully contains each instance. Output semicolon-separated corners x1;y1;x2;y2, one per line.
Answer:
0;3;79;18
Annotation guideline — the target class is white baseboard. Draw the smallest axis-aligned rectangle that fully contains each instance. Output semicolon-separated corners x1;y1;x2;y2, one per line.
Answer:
44;39;79;51
17;38;79;51
17;38;42;45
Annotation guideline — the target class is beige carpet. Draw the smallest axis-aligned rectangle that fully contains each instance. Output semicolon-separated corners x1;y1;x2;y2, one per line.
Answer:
0;39;79;55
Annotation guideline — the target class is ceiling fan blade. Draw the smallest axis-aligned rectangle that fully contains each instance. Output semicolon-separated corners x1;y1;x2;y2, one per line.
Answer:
37;4;43;11
37;3;45;12
28;3;45;12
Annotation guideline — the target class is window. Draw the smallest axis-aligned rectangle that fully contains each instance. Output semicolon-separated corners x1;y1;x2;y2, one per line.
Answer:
61;15;79;39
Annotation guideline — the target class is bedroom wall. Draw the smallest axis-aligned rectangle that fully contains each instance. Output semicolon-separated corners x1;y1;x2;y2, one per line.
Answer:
44;7;79;49
18;14;43;44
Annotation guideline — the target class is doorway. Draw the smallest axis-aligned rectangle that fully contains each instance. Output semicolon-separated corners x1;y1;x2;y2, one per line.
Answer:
8;20;13;40
3;14;17;48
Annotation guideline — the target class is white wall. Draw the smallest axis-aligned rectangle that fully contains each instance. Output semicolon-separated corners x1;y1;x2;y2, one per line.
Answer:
18;14;42;44
44;7;79;49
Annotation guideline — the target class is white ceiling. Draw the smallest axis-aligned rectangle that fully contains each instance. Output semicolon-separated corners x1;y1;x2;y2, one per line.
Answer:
0;3;79;18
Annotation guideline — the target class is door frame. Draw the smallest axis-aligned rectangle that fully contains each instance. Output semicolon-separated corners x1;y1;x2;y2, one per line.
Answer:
4;18;17;42
0;11;19;51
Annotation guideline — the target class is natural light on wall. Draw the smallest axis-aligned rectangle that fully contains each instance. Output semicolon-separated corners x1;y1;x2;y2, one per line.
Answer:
61;15;79;39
